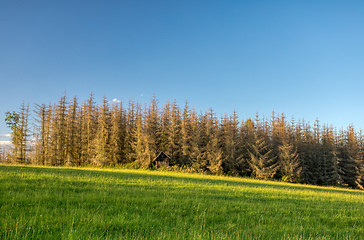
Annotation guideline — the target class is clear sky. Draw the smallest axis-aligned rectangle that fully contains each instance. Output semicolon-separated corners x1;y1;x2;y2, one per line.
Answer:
1;1;364;144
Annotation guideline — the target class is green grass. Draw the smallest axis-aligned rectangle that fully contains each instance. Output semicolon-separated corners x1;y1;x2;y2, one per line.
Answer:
1;165;364;239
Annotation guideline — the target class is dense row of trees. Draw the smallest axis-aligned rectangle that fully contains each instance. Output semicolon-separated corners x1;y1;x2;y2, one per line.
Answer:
3;94;364;189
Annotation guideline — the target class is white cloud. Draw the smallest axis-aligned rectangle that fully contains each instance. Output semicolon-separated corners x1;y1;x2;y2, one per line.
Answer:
140;94;144;97
112;98;121;103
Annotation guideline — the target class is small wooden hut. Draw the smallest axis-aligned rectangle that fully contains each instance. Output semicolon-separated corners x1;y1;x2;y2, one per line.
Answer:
153;151;170;169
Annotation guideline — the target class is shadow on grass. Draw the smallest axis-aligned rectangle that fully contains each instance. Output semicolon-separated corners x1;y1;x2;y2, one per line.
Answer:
2;165;363;196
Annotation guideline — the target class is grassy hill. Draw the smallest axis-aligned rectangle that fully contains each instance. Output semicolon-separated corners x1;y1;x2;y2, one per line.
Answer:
1;165;363;239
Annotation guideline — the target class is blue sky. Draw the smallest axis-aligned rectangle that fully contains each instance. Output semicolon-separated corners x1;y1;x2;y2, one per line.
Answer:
1;0;364;143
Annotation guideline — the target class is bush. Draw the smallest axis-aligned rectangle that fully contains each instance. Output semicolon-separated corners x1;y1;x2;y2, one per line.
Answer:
123;161;141;169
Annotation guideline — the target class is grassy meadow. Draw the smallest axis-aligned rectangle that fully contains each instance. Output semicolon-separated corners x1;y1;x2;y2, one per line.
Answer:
1;165;364;239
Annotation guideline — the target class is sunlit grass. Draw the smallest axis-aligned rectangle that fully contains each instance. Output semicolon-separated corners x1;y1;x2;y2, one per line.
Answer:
1;165;363;239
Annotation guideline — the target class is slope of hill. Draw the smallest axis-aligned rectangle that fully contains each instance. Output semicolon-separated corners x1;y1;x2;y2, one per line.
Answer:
1;165;363;239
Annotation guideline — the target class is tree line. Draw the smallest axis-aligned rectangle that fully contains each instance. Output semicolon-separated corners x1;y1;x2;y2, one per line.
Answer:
3;93;364;189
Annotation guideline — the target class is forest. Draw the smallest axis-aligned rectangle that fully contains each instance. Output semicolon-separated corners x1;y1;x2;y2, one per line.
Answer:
2;93;364;189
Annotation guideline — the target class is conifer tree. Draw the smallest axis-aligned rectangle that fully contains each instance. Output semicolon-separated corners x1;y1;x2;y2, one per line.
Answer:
124;99;137;163
132;104;149;168
319;125;338;186
49;103;58;165
33;103;49;165
43;103;55;165
270;111;281;159
80;93;97;165
143;96;159;167
270;112;290;177
248;134;278;179
92;96;111;165
300;121;322;184
238;118;256;175
46;94;68;166
54;94;68;165
205;108;223;174
278;141;301;182
65;96;80;165
337;125;362;189
109;100;126;164
357;130;364;187
168;100;181;164
159;100;171;156
180;101;192;166
220;111;240;175
160;100;181;165
190;109;206;171
78;104;85;164
19;102;31;163
272;114;302;182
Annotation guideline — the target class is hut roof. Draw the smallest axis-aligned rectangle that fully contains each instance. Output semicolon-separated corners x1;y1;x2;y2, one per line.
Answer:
153;151;171;162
